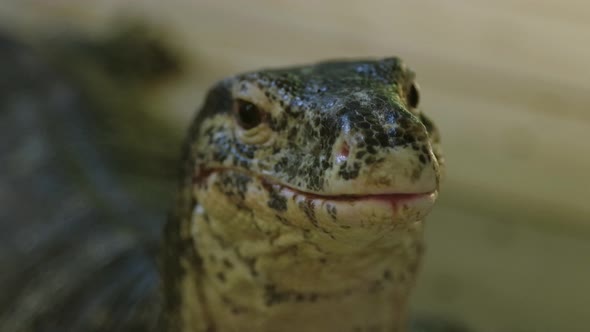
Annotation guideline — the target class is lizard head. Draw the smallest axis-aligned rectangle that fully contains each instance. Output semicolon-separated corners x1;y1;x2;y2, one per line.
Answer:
190;58;443;248
165;58;444;331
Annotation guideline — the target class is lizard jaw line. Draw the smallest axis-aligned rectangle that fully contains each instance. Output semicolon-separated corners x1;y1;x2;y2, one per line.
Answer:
197;166;436;203
265;180;436;204
271;181;438;223
197;167;438;223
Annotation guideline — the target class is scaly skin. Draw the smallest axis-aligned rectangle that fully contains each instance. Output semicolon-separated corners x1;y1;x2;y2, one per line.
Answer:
162;58;444;332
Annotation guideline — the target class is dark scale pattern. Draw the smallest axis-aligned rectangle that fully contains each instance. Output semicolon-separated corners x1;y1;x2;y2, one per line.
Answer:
191;57;441;195
299;199;318;227
214;172;253;212
267;188;287;212
326;204;338;221
338;161;362;180
263;284;337;307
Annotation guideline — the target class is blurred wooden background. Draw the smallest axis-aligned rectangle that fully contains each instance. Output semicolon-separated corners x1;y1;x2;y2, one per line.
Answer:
1;1;589;331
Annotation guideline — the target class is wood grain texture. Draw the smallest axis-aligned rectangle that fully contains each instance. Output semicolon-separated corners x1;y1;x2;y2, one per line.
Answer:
1;1;588;331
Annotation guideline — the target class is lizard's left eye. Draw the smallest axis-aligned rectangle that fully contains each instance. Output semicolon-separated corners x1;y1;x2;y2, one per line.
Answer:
234;99;264;129
407;82;420;108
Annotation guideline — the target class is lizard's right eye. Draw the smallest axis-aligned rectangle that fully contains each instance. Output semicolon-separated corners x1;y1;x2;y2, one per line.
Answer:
234;100;264;129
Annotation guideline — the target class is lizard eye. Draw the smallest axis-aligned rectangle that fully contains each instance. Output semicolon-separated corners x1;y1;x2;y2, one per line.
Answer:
407;82;420;108
234;99;264;129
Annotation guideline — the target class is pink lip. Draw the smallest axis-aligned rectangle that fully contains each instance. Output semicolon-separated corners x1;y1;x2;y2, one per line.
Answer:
197;167;438;223
197;167;435;202
271;181;438;223
267;181;434;204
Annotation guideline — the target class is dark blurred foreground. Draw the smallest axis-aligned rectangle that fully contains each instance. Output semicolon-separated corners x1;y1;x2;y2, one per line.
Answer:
0;29;178;331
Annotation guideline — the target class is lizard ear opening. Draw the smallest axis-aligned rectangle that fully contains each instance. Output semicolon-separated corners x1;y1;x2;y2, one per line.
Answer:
233;99;265;129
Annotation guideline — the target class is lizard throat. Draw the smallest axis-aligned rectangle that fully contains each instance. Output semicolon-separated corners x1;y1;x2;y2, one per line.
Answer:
187;168;430;331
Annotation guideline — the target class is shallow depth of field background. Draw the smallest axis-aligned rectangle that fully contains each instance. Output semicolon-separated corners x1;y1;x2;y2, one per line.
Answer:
1;1;589;331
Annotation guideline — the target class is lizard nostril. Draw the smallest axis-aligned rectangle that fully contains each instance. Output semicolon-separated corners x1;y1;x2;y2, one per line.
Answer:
335;141;350;164
340;142;350;158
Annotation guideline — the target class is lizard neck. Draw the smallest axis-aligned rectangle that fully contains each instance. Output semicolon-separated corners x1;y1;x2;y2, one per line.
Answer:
174;202;424;332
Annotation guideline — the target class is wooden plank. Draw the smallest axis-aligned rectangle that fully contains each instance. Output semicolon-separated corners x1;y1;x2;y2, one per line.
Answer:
182;0;590;87
450;0;590;26
5;0;590;88
426;89;590;222
414;203;590;332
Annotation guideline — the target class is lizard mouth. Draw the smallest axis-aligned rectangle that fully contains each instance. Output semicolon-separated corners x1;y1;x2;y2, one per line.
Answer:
197;167;438;223
269;180;438;223
265;180;435;204
197;167;435;200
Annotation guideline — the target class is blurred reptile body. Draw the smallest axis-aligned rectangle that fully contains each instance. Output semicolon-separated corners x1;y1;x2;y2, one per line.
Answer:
0;28;468;332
